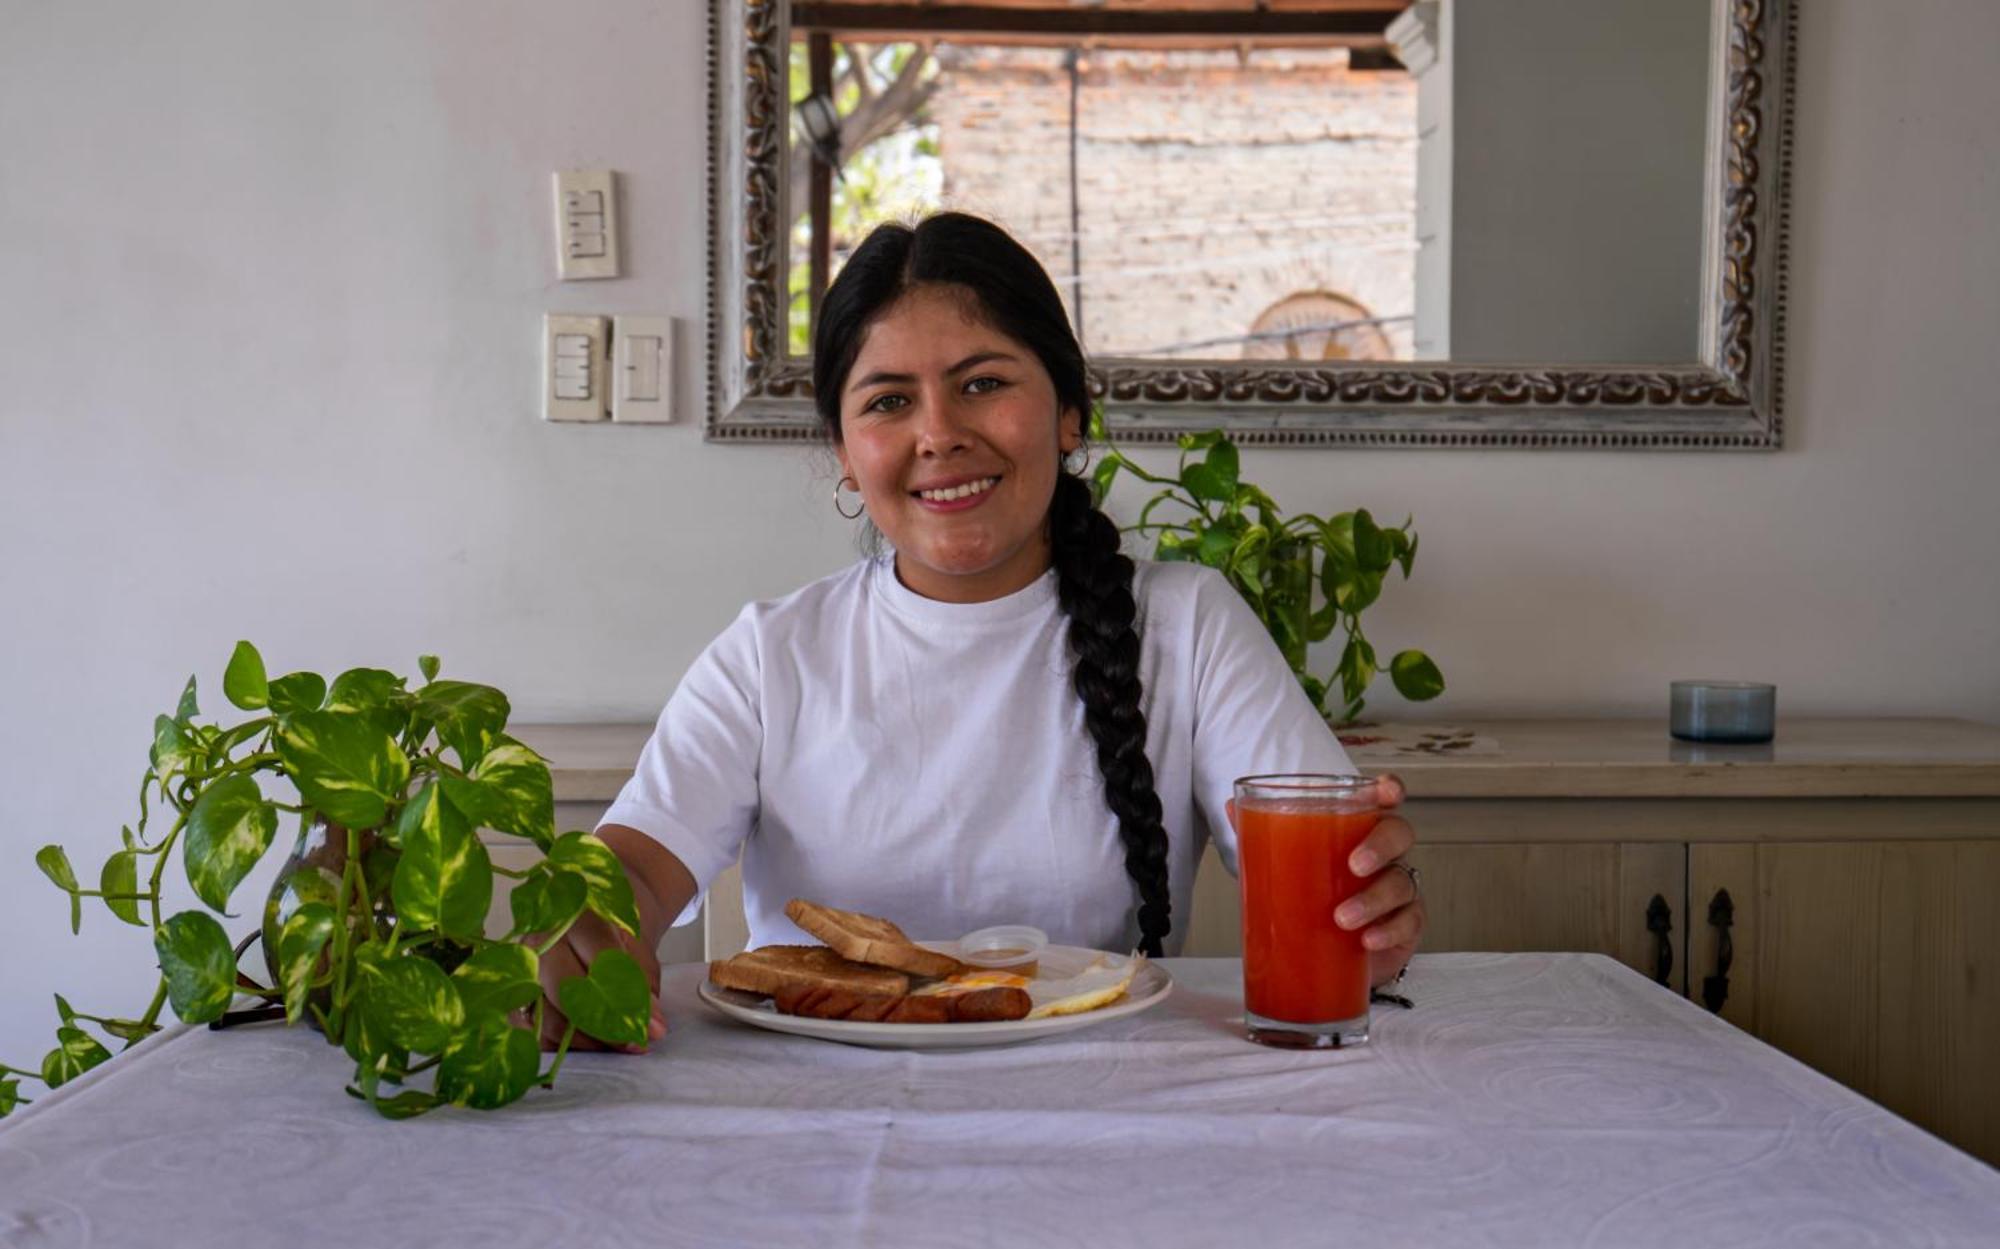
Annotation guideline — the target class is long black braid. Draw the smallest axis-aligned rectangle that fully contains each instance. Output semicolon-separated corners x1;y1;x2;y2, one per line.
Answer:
813;212;1175;956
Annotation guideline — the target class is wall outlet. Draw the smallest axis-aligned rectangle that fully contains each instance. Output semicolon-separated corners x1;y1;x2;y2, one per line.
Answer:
543;313;609;423
553;170;620;281
611;316;674;423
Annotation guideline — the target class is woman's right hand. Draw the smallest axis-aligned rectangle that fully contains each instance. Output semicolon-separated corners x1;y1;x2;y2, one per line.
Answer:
532;826;697;1054
535;904;668;1053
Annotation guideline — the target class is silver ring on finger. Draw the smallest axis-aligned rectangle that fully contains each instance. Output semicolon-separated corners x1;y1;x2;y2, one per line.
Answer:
1391;859;1422;895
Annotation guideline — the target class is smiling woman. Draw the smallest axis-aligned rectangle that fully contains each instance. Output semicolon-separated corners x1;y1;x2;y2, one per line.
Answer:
828;280;1080;603
553;211;1425;1052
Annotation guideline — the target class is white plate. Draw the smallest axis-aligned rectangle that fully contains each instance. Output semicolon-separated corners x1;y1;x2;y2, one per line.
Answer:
696;945;1174;1050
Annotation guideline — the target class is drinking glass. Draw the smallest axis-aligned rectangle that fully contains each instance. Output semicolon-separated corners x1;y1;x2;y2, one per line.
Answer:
1233;773;1382;1048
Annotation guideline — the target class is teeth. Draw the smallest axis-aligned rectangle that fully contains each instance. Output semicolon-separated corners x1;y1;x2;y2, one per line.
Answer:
918;476;998;502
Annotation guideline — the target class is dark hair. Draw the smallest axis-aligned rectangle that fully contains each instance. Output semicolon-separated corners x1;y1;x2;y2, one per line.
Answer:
813;213;1172;957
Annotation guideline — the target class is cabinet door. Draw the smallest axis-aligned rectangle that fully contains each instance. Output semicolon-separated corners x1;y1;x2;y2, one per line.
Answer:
1404;842;1687;993
1689;840;2000;1168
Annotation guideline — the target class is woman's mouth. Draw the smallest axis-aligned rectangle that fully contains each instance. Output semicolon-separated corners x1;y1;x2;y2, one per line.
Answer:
912;475;1000;511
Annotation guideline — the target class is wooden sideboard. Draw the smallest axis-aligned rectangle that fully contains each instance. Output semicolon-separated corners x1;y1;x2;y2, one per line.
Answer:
511;717;2000;1166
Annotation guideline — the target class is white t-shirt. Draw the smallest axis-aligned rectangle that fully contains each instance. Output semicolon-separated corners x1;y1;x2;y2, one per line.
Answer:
599;555;1354;956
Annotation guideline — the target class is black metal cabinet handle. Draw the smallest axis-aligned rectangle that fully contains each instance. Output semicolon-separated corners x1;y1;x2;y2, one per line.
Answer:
1702;888;1735;1012
1646;894;1673;986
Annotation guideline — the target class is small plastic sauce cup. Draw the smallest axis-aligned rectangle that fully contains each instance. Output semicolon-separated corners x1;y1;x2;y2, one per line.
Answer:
957;924;1048;979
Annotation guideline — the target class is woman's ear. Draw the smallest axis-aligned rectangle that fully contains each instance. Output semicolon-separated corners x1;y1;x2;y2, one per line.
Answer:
1058;406;1084;453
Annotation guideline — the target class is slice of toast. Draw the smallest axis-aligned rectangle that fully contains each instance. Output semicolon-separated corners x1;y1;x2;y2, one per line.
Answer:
784;899;965;979
708;944;909;999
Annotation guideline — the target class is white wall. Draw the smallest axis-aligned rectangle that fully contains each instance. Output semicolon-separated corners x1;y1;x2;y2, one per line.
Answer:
4;0;1998;1070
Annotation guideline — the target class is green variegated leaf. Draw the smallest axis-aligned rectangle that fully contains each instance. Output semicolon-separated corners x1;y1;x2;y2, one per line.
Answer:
97;1018;156;1044
1390;650;1446;701
274;710;410;829
183;775;279;912
327;668;408;738
151;715;196;774
154;911;237;1023
36;845;82;934
452;943;541;1018
223;640;269;710
0;1078;21;1116
1181;462;1230;504
54;993;76;1024
442;736;554;846
391;784;492;940
418;654;441;683
1353;508;1392;571
415;681;510;770
557;948;650;1047
1176;429;1224;452
1089;454;1120;506
437;1014;541;1110
1203;438;1240;494
100;849;144;926
277;903;337;1024
39;1026;110;1088
340;950;408;1071
267;671;328;718
358;956;464;1055
175;674;200;722
36;844;78;891
356;1087;441;1120
508;865;588;939
548;832;639;937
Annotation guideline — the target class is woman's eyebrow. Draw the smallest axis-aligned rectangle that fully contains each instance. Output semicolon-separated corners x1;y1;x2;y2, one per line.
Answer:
848;351;1020;394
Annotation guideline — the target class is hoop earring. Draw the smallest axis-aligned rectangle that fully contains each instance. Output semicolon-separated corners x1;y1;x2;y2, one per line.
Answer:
1062;446;1090;475
834;475;866;520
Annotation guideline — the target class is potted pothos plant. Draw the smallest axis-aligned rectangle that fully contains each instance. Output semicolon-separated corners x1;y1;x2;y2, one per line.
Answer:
1092;423;1445;725
0;643;651;1121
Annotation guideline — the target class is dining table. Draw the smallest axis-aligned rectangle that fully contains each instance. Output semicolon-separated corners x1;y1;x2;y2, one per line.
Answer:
3;952;1996;1248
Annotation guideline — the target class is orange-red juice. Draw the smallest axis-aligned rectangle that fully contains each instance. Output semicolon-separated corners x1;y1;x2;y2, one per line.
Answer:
1237;803;1380;1023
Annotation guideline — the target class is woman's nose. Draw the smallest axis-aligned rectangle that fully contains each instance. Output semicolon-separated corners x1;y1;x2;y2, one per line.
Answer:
912;390;974;453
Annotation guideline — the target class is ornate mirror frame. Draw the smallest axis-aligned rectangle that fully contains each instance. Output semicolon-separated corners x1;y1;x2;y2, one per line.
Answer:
707;0;1794;450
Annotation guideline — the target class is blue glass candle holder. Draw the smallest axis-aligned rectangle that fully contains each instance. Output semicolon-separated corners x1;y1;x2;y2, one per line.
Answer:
1670;681;1776;743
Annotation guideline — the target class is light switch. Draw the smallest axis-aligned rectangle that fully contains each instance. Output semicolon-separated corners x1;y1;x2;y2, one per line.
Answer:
553;170;620;280
544;314;609;422
611;316;674;423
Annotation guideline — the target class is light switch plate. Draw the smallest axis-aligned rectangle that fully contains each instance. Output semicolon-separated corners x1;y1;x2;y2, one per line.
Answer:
611;316;674;423
543;313;609;422
553;170;620;280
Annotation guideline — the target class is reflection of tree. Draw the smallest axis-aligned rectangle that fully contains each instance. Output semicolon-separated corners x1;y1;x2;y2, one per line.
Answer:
788;40;942;352
788;41;939;231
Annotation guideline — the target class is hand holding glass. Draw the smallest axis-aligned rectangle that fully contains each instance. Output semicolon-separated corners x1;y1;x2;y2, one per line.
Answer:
1233;773;1382;1048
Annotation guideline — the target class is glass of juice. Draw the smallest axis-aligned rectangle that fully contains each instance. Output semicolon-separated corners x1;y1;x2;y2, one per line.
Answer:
1233;773;1382;1048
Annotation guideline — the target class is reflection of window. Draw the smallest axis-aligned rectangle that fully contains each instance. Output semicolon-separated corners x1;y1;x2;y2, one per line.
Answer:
1243;292;1395;361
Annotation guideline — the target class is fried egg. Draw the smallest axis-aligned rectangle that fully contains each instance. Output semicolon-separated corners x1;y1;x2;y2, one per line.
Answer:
909;952;1142;1019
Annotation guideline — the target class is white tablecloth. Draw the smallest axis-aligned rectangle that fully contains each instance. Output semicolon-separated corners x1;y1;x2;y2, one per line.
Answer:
3;953;1996;1248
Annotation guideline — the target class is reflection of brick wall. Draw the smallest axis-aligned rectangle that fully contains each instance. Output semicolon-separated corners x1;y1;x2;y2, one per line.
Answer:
929;46;1415;360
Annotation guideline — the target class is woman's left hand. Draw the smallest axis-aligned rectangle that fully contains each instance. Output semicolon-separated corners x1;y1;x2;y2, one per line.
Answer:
1340;774;1424;988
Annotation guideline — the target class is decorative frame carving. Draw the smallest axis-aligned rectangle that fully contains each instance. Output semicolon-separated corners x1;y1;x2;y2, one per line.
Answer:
707;0;1794;449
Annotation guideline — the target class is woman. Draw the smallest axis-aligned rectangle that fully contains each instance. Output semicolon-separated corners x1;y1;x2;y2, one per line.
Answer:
540;212;1425;1050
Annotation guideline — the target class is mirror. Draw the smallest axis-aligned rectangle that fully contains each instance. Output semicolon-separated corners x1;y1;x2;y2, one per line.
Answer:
708;0;1794;449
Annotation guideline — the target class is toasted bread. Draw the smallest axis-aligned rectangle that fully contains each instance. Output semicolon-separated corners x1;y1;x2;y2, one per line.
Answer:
708;944;909;1000
784;899;965;979
775;983;1031;1024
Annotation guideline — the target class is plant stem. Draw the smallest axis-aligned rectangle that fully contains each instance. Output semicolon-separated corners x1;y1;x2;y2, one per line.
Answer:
541;1022;577;1087
330;828;362;1020
134;976;169;1034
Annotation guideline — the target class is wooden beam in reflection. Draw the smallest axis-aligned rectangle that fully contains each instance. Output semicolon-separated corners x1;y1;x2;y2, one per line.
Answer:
792;4;1407;47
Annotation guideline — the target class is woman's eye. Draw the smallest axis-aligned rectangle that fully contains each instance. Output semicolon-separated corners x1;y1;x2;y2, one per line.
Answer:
965;376;1006;395
863;393;907;414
